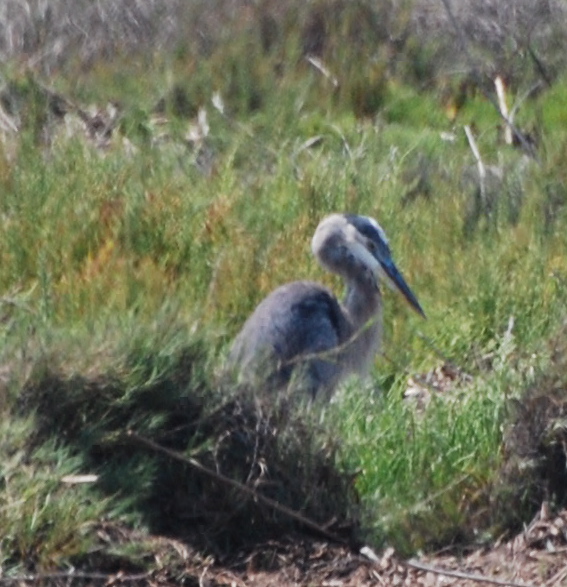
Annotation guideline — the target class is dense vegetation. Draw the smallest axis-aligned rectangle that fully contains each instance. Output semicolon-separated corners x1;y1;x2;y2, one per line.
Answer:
2;0;567;578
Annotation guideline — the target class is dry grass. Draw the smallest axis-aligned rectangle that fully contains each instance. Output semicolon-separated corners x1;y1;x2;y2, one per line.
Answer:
1;0;566;92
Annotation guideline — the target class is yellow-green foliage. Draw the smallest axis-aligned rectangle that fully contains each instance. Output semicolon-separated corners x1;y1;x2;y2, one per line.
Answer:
2;9;567;569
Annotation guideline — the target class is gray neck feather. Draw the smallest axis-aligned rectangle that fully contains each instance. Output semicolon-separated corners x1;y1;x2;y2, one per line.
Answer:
341;276;383;378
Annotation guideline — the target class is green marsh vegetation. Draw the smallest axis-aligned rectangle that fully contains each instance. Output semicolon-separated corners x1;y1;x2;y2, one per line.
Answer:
2;0;567;576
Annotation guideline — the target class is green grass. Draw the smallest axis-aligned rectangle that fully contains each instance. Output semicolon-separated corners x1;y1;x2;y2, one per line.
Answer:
2;23;567;574
332;381;503;553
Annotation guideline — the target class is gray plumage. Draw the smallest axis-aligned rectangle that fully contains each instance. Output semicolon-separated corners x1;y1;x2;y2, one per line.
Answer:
229;213;424;399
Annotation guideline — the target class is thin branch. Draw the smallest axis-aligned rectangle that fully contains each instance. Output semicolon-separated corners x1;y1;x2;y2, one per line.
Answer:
509;81;544;121
125;431;350;546
0;571;150;584
405;558;538;587
464;124;487;206
495;76;513;145
372;475;471;526
282;315;380;368
464;125;485;173
305;55;339;88
527;45;553;88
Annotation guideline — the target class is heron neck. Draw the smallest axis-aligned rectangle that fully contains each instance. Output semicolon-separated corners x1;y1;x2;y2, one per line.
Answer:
344;278;382;328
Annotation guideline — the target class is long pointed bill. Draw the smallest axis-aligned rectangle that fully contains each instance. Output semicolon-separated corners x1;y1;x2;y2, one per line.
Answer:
376;258;426;318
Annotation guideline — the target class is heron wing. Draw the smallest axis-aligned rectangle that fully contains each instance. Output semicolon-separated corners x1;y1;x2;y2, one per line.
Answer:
230;281;350;395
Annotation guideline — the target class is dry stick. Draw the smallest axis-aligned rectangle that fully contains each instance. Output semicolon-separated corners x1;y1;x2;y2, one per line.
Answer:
495;76;513;146
305;55;339;88
546;564;567;587
495;79;543;148
360;544;538;587
281;315;379;368
527;45;553;88
0;571;149;585
405;559;537;587
125;431;349;546
509;81;544;123
464;124;487;207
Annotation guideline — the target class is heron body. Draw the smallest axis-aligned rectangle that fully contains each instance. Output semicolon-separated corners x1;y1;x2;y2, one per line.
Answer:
229;214;424;399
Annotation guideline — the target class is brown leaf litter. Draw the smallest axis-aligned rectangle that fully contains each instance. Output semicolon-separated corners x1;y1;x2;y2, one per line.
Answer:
6;507;567;587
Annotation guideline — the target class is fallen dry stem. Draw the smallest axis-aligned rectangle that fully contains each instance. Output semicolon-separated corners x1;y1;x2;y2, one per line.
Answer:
405;559;537;587
124;430;350;547
0;571;149;585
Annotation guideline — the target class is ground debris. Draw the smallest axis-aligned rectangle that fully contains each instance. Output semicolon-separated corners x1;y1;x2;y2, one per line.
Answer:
409;507;567;587
404;362;473;408
223;508;567;586
5;512;567;586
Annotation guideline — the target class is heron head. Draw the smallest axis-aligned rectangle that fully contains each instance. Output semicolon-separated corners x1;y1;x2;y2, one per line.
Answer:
312;214;426;318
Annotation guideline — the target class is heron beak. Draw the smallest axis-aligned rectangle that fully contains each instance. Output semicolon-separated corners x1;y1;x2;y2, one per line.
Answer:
376;258;426;318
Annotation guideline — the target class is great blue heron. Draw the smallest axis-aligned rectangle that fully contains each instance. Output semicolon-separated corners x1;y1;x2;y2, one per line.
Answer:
229;213;425;399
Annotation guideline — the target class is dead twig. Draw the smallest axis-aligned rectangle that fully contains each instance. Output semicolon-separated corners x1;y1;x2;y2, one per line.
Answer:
282;315;381;369
305;55;339;88
125;431;350;547
0;571;150;584
527;45;553;88
405;558;538;587
495;76;513;146
464;124;487;207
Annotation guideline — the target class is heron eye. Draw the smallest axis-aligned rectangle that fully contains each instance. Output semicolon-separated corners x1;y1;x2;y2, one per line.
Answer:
367;239;378;253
